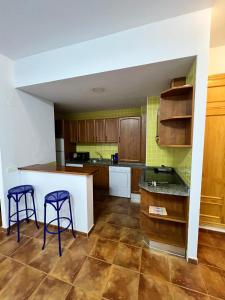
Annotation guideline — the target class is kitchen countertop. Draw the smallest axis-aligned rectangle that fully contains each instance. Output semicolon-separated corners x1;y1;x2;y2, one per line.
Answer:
19;163;99;176
139;167;190;197
67;159;146;168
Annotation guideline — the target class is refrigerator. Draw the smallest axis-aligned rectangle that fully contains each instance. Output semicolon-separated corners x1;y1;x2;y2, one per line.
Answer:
55;138;65;166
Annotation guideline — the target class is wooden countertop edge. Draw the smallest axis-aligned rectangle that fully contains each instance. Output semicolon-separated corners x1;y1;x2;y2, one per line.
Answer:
18;164;99;176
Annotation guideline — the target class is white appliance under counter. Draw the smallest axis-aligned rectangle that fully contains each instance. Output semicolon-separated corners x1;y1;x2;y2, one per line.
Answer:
109;166;131;198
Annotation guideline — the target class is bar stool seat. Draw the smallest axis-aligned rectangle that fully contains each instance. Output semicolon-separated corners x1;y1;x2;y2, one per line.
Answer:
7;185;39;242
42;190;76;256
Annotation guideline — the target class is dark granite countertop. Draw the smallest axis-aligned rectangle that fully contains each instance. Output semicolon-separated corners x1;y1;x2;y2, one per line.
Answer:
67;159;146;169
139;167;190;197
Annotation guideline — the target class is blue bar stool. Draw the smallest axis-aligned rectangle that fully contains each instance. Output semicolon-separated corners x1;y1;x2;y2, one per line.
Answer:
42;190;76;256
7;185;39;242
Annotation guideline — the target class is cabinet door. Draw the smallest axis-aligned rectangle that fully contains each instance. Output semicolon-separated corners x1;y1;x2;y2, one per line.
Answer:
95;119;105;142
131;168;142;193
90;165;109;190
78;120;86;143
105;118;118;142
86;120;95;142
69;120;78;143
119;117;141;162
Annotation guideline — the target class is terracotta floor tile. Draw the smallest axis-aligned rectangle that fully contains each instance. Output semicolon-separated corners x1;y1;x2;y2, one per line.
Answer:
128;204;140;219
198;245;225;270
172;284;210;300
141;248;170;281
103;265;139;300
97;223;121;241
29;243;60;273
74;257;111;298
30;276;71;300
200;264;225;299
120;227;144;247
113;242;141;272
90;238;118;263
48;230;75;250
0;265;45;300
107;213;139;229
92;221;105;234
66;286;99;300
0;234;30;256
0;257;23;291
11;237;43;264
50;248;86;284
69;234;97;256
0;230;10;244
170;256;207;293
138;273;173;300
20;220;43;238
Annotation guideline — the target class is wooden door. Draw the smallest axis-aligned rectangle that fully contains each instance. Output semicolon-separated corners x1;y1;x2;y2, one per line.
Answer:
86;120;95;142
95;119;105;142
78;120;86;143
69;120;78;143
118;117;141;162
105;118;118;142
200;74;225;228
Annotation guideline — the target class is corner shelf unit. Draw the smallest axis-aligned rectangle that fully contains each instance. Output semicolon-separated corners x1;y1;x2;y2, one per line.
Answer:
157;85;193;147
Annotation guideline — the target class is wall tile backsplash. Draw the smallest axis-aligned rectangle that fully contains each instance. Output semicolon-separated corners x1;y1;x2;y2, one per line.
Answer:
76;144;118;159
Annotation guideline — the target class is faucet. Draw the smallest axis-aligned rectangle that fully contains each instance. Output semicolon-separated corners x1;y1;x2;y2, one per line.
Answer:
96;151;103;160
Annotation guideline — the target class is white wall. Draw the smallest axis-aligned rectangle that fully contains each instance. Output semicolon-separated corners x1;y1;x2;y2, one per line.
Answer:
12;8;211;260
15;9;211;88
209;45;225;75
0;54;56;228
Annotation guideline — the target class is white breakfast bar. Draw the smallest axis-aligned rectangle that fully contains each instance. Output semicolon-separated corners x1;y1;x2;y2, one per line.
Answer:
18;164;98;234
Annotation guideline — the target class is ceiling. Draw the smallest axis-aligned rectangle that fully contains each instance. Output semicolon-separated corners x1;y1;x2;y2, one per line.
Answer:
19;57;195;113
0;0;212;59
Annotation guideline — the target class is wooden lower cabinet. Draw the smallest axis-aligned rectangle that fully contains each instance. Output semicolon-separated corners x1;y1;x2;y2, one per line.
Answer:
87;165;109;190
131;168;143;193
200;74;225;228
140;188;187;249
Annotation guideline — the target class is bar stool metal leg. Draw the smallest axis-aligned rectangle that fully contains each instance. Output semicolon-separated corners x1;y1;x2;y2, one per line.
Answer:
7;196;11;236
31;191;39;229
16;195;20;242
68;196;76;239
24;193;29;223
56;201;62;256
42;202;47;250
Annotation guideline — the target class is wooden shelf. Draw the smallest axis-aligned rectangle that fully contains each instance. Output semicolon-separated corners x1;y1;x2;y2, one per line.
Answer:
158;144;192;148
160;115;192;122
141;209;186;224
161;84;192;98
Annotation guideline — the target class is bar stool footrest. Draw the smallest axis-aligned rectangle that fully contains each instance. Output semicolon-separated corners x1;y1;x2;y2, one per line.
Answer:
46;217;72;234
9;209;35;223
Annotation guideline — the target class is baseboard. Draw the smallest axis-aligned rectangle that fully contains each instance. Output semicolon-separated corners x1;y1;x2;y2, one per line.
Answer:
131;193;141;203
187;257;198;264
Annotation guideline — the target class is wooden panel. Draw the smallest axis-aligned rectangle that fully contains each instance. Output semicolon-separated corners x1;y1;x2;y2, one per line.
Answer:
118;117;141;162
170;77;186;88
200;73;225;228
86;120;95;143
105;118;118;142
69;120;78;143
63;120;73;160
95;119;105;142
131;168;142;193
55;120;64;138
78;120;86;143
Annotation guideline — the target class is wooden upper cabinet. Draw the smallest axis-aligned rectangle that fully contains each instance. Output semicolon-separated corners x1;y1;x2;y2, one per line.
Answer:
86;120;95;142
69;120;78;143
118;117;141;162
105;118;118;142
78;120;86;143
95;119;105;142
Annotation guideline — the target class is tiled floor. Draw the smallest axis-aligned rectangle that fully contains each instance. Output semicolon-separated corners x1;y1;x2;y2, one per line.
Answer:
0;191;224;299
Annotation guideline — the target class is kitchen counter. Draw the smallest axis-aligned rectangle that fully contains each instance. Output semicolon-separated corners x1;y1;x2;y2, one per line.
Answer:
19;163;96;233
19;163;98;175
139;167;190;197
67;159;146;169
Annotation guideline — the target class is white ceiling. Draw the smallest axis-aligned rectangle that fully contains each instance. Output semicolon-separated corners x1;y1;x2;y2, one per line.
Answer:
0;0;212;59
19;57;195;113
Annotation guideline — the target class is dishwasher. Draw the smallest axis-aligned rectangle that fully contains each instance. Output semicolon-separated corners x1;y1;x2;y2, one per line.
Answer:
109;166;131;198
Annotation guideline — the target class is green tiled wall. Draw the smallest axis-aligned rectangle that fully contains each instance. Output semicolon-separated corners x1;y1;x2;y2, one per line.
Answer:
67;107;141;159
76;144;118;159
65;107;141;120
